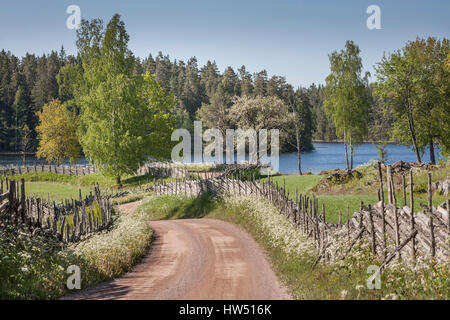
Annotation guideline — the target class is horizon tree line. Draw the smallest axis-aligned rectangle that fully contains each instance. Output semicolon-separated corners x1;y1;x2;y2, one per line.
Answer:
0;14;448;176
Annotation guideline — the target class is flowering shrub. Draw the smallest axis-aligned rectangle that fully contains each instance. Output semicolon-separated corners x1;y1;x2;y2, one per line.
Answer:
0;223;76;299
0;204;152;299
72;209;152;281
221;195;449;299
223;196;316;258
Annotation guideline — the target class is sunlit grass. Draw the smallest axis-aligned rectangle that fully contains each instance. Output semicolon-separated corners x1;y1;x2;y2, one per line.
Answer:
25;182;92;202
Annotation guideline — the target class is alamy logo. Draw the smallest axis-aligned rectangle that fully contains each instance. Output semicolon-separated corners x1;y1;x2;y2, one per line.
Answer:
366;5;381;30
66;265;81;290
66;5;81;30
171;121;280;174
366;265;381;289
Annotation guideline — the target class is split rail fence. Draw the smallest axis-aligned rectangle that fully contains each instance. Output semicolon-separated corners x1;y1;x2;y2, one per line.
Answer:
0;164;99;176
151;163;450;267
0;179;112;243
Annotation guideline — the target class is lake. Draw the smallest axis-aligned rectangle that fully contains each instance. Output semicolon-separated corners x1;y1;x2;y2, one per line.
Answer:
0;142;443;174
277;142;442;174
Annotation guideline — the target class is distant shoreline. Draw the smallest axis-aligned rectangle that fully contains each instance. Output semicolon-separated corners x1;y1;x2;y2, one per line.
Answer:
312;140;396;144
0;152;34;156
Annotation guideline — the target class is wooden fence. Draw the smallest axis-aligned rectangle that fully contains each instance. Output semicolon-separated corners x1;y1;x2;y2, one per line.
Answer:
0;164;99;177
151;164;450;266
137;162;223;179
0;179;112;243
2;162;223;179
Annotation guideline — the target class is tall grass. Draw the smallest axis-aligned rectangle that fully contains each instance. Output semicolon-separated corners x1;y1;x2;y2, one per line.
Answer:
0;204;153;299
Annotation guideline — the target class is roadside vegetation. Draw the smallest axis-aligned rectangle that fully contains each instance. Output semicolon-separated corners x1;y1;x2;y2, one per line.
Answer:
0;200;153;299
137;194;449;300
1;159;447;299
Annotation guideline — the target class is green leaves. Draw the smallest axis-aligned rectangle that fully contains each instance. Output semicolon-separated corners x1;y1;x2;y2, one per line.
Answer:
324;41;371;145
374;37;449;162
74;15;176;181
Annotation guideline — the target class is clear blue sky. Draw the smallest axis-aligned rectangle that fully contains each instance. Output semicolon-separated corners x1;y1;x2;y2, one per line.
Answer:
0;0;448;87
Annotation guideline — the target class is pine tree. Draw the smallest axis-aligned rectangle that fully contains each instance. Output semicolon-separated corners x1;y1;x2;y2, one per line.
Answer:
238;65;253;97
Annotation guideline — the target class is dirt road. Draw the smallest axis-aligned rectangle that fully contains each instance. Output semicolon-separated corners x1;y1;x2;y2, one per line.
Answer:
66;218;291;300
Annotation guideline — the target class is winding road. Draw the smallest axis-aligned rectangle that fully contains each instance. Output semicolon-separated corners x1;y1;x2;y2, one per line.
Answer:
65;206;290;300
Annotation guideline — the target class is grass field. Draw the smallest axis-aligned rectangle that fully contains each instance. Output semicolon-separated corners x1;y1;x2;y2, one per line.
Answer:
261;174;324;194
25;182;92;202
2;171;174;200
259;165;448;224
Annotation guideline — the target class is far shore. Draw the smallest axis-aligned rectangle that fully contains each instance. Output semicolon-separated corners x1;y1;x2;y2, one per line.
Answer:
312;140;396;144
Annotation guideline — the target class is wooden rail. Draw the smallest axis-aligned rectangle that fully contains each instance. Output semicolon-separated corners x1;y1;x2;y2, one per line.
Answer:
0;164;98;177
0;179;112;243
151;165;450;265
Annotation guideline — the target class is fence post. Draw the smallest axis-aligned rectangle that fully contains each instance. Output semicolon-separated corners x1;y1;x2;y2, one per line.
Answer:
8;180;15;218
402;174;406;207
393;195;401;261
427;172;432;211
346;204;350;239
429;215;436;259
368;204;376;255
409;169;416;260
377;161;387;259
386;165;392;204
447;199;450;259
20;179;25;223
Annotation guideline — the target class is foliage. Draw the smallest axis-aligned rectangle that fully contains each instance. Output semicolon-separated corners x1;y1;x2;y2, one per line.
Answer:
0;223;75;299
375;141;388;164
35;99;81;164
229;95;294;145
324;41;372;170
0;202;152;299
72;208;152;280
374;37;449;163
74;15;176;184
197;78;233;134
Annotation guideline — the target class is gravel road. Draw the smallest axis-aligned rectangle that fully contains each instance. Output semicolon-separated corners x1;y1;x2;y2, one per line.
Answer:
65;217;291;300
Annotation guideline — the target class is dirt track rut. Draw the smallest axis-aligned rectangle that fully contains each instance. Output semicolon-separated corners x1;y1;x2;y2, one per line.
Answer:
65;217;291;300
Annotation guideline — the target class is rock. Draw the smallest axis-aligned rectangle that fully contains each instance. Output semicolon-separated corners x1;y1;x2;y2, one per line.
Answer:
438;177;450;196
391;160;411;174
325;170;362;185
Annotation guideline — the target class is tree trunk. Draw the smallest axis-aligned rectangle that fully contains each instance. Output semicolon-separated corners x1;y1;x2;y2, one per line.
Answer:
429;136;435;165
405;101;421;163
296;128;302;175
349;135;353;170
409;122;421;163
350;144;354;171
116;175;122;188
344;131;349;170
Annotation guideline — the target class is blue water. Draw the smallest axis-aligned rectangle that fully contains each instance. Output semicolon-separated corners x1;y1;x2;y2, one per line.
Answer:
278;142;443;174
0;142;444;174
0;156;90;168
